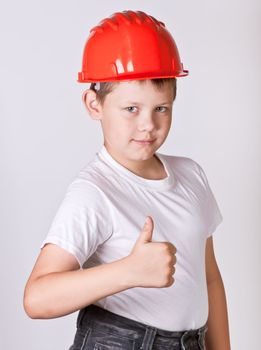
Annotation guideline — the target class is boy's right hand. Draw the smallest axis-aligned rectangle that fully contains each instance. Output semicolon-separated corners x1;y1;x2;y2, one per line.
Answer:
126;216;177;288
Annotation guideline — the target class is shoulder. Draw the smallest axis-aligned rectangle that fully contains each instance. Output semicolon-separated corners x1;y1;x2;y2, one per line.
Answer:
61;157;111;213
158;152;203;176
63;152;112;205
158;152;211;191
63;176;111;216
50;175;114;236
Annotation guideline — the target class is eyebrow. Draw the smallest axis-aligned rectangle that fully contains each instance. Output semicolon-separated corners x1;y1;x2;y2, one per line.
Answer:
123;101;172;105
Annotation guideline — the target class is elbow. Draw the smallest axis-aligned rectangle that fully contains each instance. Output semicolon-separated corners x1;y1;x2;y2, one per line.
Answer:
23;285;42;319
23;292;38;319
23;285;50;319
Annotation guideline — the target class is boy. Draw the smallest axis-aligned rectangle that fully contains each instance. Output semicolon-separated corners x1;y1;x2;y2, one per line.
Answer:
23;10;231;350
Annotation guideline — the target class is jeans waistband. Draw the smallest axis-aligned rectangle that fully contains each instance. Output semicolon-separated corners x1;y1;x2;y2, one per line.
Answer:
77;303;208;339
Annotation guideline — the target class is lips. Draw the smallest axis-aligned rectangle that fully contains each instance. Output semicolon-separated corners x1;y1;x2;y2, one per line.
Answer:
133;138;155;142
133;139;155;144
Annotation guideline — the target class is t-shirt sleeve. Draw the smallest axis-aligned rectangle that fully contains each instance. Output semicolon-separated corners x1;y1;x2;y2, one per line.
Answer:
195;162;223;237
40;179;113;268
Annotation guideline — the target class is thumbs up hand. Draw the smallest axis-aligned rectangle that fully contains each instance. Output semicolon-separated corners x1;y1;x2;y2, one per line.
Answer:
127;216;177;288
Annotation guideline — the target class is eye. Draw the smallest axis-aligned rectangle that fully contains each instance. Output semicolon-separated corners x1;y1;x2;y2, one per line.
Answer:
156;106;168;112
125;106;138;113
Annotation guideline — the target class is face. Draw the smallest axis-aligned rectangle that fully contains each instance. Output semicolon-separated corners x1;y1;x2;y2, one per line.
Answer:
97;80;174;167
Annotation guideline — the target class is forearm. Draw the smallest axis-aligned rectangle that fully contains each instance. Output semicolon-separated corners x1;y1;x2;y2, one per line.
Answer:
24;256;133;319
205;277;231;350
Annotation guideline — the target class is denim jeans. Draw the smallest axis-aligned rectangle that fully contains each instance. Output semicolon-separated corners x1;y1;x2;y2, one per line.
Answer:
69;304;208;350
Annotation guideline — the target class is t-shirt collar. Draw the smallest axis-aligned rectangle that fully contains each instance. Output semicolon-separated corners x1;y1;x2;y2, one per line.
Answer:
97;145;175;191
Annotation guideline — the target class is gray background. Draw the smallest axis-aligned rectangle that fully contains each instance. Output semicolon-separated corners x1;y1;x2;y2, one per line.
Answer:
1;1;260;349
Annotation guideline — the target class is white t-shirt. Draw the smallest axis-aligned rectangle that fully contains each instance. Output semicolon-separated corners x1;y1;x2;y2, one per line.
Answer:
40;145;223;331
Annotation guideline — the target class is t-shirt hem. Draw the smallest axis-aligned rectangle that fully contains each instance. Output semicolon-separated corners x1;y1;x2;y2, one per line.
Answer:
207;212;223;237
40;236;85;268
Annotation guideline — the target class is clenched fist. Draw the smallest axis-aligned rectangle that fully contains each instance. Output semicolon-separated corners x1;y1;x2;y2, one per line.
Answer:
126;216;177;288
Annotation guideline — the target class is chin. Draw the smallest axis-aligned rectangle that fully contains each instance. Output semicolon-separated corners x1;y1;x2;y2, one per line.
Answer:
135;150;157;161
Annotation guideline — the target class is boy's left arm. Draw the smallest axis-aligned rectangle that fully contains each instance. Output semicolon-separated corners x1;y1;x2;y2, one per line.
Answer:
205;236;231;350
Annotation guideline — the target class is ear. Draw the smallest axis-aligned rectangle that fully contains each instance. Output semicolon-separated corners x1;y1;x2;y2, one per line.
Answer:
82;89;102;120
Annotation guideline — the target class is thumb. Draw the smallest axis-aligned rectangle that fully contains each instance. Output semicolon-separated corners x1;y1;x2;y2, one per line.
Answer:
135;216;154;246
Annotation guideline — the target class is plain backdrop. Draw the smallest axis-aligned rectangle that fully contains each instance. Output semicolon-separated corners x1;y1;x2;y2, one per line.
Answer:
1;1;260;349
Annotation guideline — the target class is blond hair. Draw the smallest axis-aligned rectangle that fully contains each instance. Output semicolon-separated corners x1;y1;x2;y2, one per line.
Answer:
90;78;177;106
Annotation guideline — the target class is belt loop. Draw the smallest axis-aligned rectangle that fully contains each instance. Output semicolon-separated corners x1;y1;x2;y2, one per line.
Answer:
76;307;86;328
180;330;189;350
197;324;208;350
140;326;157;350
197;324;208;338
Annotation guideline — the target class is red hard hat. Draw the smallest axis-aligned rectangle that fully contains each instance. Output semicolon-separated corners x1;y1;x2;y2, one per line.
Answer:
78;10;189;83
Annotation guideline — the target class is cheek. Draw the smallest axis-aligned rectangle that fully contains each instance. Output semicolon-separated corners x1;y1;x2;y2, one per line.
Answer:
106;118;132;138
163;116;172;128
117;117;135;132
157;116;171;130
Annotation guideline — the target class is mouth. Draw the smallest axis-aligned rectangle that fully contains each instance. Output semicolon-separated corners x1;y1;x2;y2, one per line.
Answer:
132;139;156;145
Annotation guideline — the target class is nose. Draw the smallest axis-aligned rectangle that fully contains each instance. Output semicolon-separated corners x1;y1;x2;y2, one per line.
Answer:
137;112;156;132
